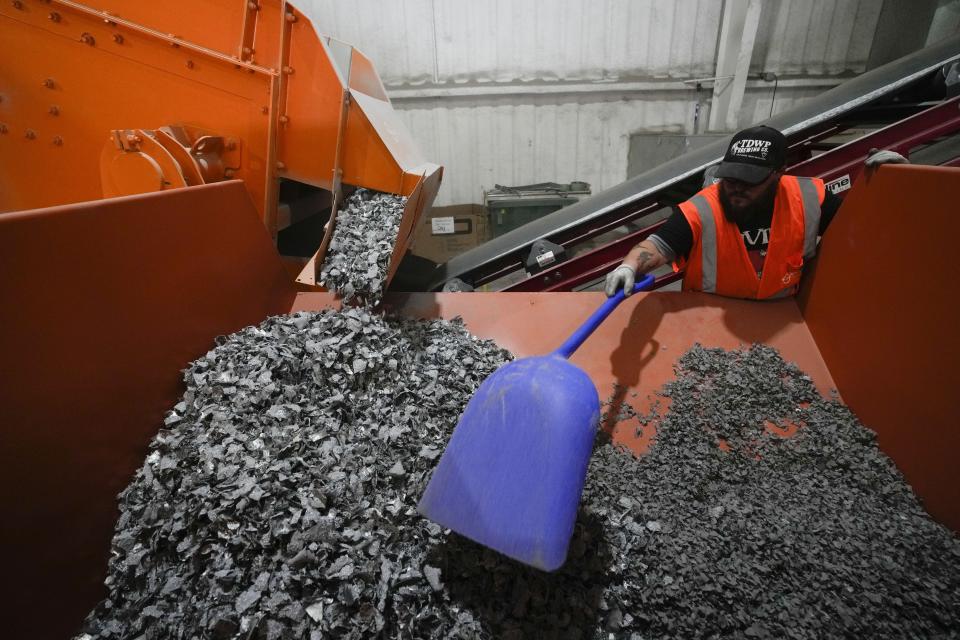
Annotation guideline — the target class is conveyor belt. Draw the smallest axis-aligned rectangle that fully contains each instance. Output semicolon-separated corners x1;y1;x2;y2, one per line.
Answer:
427;34;960;291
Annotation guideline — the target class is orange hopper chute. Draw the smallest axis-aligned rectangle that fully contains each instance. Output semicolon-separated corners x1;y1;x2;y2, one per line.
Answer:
0;0;441;288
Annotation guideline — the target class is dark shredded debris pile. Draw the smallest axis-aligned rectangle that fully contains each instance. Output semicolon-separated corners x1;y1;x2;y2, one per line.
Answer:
590;344;960;639
320;189;406;306
78;324;960;639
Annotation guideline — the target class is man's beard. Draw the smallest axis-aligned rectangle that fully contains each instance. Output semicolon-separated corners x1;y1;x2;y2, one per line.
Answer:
719;179;779;226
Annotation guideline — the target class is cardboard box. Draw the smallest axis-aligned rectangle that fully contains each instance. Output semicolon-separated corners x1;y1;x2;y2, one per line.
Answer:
410;204;490;264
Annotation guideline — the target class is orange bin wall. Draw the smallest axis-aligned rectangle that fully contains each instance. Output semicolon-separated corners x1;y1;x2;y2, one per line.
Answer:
0;183;296;639
798;164;960;532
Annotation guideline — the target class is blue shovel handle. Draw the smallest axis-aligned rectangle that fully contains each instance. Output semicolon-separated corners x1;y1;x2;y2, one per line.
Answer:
553;273;656;359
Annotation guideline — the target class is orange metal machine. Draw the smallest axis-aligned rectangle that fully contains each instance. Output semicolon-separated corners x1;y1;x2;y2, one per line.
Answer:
0;0;441;286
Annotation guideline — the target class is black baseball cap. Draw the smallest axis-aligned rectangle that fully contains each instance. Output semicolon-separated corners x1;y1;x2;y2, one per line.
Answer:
714;125;787;185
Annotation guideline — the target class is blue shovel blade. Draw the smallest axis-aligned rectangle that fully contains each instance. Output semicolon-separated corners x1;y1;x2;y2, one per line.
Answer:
418;353;599;571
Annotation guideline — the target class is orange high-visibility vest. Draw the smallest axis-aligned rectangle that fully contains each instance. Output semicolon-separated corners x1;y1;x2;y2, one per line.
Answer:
674;176;825;299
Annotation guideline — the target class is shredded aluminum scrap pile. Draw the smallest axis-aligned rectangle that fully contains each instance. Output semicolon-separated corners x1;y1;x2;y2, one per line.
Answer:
79;326;960;638
320;189;406;306
591;344;960;638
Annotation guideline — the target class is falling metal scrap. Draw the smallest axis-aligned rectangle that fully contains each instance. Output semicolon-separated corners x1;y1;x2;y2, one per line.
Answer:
319;189;407;307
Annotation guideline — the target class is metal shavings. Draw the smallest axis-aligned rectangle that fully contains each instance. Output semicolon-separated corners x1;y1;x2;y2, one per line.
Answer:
423;565;443;592
585;343;960;638
319;189;407;307
77;329;960;639
77;308;513;639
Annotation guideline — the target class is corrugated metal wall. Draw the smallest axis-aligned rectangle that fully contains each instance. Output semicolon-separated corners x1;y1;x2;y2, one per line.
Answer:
304;0;882;84
396;95;691;205
311;0;721;84
751;0;882;75
297;0;951;204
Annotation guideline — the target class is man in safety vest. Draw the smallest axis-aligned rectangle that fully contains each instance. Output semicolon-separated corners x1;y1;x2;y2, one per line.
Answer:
604;125;906;300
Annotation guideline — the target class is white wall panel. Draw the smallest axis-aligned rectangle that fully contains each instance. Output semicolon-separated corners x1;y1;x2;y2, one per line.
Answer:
301;1;436;84
398;82;844;206
294;0;953;206
928;0;960;45
303;0;721;85
753;0;882;75
396;94;698;205
301;0;887;85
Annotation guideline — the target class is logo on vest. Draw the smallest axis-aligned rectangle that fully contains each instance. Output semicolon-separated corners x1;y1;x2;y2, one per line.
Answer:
782;270;801;285
730;139;771;160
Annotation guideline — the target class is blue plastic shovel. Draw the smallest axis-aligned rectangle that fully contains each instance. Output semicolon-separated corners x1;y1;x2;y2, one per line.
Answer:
418;274;656;571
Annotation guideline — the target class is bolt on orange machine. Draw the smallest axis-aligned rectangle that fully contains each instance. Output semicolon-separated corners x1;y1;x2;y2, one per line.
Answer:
0;0;441;287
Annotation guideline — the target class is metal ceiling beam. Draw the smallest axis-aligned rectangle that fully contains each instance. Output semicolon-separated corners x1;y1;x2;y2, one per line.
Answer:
387;76;843;101
709;0;763;131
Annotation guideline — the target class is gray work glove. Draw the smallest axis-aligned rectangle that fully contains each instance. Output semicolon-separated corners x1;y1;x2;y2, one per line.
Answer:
604;264;636;297
865;149;908;167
